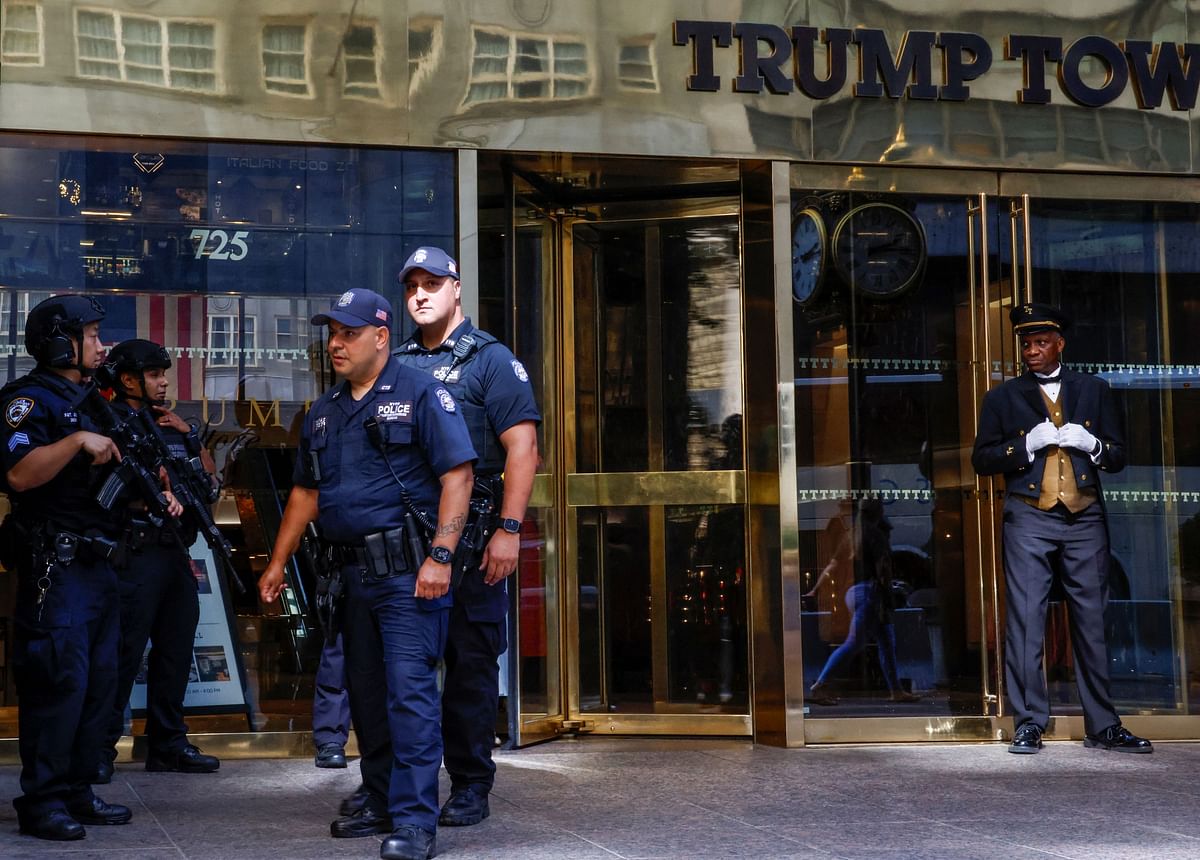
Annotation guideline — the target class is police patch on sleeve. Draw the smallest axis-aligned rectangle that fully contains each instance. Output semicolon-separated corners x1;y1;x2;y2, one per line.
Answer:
436;387;457;413
5;397;34;428
511;359;530;383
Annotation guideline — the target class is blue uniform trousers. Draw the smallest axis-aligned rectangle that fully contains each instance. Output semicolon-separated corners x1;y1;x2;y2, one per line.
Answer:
1002;498;1120;736
341;565;448;834
12;554;118;818
105;543;199;759
441;601;506;792
313;631;350;748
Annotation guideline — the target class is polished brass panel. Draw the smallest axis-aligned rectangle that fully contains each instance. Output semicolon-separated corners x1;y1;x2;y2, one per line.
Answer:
804;717;1003;745
1000;172;1200;202
567;713;752;736
790;165;999;197
807;715;1200;745
457;149;480;321
738;160;800;747
6;2;1194;171
565;470;745;507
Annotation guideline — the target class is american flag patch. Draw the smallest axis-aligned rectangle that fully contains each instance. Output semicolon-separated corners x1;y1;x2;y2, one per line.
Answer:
7;431;30;451
375;308;388;321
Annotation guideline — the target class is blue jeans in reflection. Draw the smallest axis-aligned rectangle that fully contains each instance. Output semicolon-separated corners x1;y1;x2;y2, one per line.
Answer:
813;581;902;693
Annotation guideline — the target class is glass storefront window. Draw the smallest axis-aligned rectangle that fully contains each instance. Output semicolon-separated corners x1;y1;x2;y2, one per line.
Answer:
791;189;983;718
0;133;455;735
1024;199;1200;715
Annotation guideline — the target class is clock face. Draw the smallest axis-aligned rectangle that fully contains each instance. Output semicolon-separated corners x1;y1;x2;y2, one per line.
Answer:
791;206;826;304
831;202;926;298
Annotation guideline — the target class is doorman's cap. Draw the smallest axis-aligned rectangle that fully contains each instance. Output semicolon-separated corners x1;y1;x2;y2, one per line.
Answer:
1010;302;1071;335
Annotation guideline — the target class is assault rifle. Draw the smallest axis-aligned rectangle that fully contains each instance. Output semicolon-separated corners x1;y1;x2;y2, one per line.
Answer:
78;379;245;594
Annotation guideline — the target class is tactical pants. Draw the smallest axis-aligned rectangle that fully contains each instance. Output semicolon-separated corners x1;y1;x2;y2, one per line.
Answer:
313;631;350;749
341;565;448;834
105;543;200;760
441;603;506;793
12;554;118;818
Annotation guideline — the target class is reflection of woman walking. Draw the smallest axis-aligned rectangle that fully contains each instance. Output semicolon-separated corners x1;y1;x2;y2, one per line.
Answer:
806;499;919;705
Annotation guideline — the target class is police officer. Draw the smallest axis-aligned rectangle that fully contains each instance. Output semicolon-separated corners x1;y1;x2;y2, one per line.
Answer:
258;288;475;860
973;302;1152;755
97;339;220;781
395;247;540;828
0;295;135;840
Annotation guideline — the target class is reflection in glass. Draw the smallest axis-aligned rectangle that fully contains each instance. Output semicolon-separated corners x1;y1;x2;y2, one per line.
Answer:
573;218;743;474
0;133;455;737
1025;200;1200;715
793;190;979;717
578;505;747;713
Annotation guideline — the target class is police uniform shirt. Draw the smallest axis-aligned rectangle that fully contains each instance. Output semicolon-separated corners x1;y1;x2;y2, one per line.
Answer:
293;354;476;543
0;370;116;535
395;319;541;475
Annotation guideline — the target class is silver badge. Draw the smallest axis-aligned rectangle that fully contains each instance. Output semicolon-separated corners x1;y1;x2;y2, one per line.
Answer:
511;360;529;383
337;290;355;307
436;387;456;413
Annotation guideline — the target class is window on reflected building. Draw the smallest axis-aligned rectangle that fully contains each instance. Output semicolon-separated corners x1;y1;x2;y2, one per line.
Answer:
262;22;310;96
408;17;443;96
0;134;456;734
465;27;591;104
343;22;382;100
618;39;657;91
74;8;217;91
1;0;42;66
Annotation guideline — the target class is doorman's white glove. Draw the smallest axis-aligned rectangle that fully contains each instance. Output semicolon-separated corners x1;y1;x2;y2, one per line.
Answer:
1025;420;1058;461
1058;422;1100;455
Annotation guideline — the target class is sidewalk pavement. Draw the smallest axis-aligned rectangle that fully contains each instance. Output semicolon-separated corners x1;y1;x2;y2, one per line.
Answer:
2;738;1198;859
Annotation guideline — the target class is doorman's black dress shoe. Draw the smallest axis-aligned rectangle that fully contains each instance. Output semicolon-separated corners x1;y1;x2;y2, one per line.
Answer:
146;744;220;773
330;805;392;838
1008;723;1043;754
439;785;490;826
1084;724;1154;753
18;809;85;841
67;796;133;825
381;825;437;860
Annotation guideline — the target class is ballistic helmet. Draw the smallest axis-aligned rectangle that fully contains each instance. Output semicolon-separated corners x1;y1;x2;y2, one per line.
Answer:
24;294;106;367
107;338;173;374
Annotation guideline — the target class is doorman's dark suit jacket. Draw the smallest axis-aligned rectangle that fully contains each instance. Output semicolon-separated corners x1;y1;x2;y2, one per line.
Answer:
971;368;1125;493
971;366;1126;735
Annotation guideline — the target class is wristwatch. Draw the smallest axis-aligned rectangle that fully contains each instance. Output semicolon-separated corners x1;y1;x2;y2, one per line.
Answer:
428;545;453;565
500;517;522;534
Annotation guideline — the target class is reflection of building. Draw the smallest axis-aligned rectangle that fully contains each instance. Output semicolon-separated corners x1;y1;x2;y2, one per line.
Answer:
1;1;1199;754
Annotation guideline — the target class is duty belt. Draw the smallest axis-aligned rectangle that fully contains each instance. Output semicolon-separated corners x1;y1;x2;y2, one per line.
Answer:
41;524;121;565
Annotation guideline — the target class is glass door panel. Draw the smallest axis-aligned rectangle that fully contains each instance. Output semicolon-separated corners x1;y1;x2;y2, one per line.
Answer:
790;185;998;719
565;212;751;732
1008;195;1200;714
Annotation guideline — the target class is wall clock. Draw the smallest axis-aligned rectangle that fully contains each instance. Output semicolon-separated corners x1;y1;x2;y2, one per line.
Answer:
831;202;926;299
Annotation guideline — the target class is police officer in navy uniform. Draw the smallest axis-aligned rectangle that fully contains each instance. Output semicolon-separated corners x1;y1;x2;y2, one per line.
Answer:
97;339;220;782
972;302;1152;755
0;295;138;840
258;288;474;860
395;246;540;828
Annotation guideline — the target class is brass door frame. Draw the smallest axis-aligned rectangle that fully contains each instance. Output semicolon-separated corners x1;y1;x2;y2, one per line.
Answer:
791;166;1200;744
554;198;753;736
786;165;1006;744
